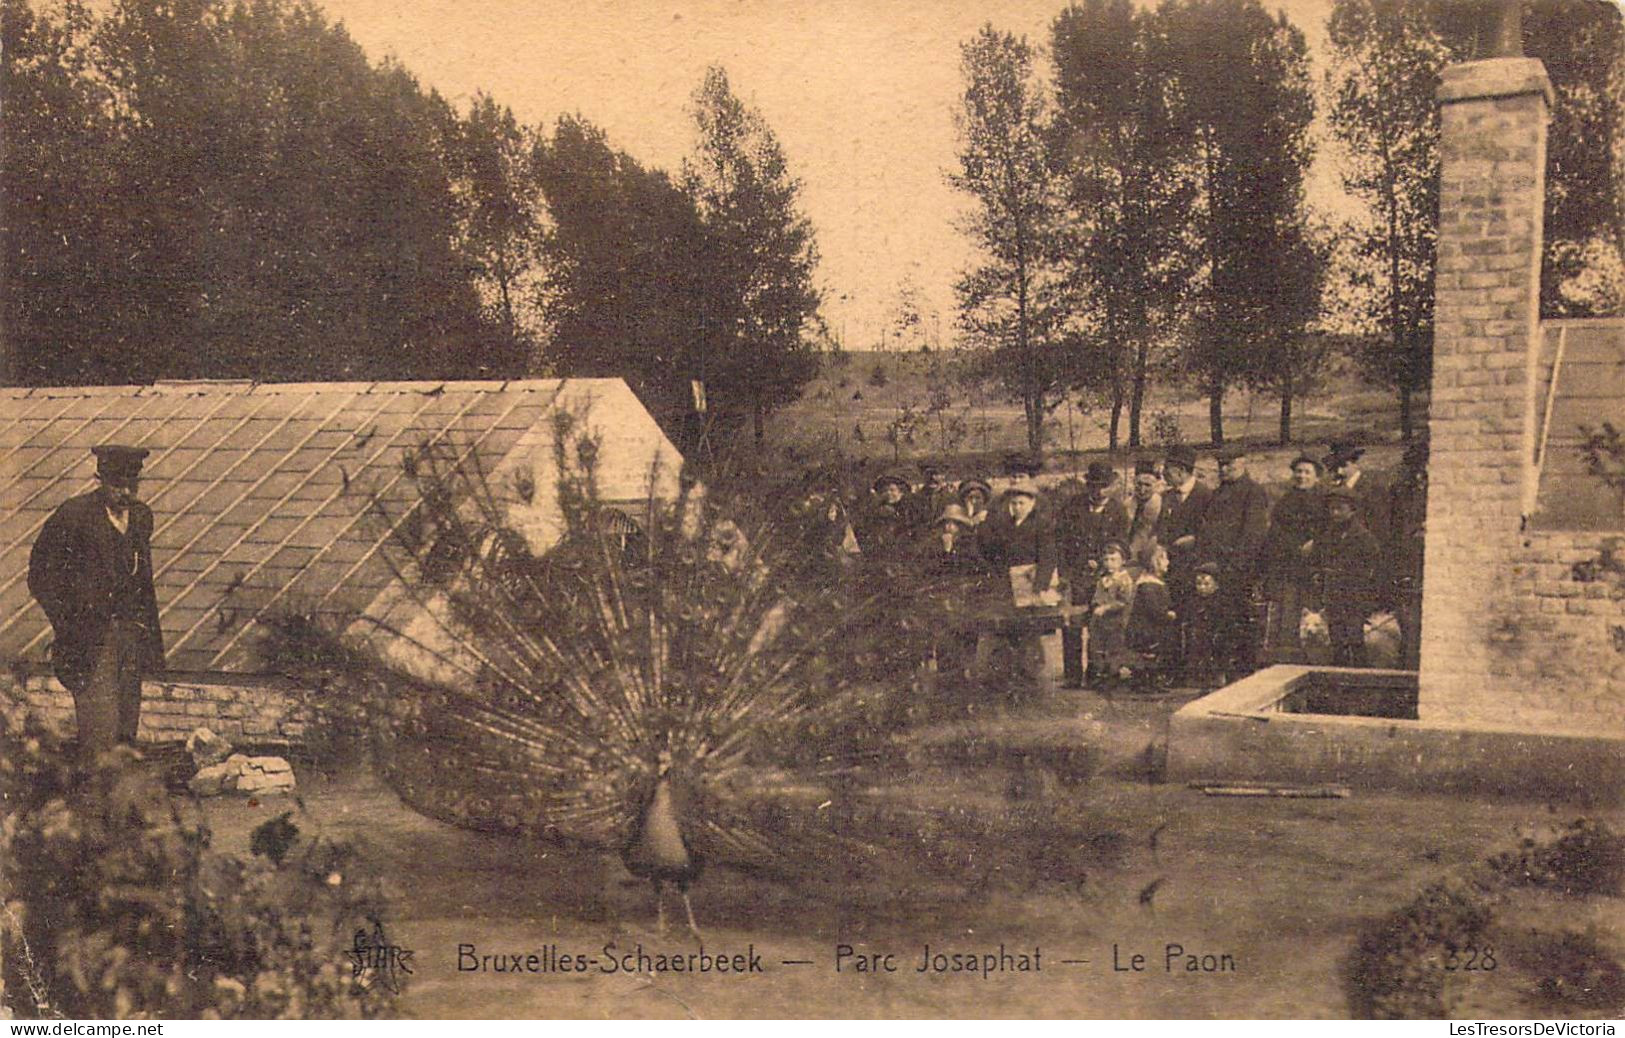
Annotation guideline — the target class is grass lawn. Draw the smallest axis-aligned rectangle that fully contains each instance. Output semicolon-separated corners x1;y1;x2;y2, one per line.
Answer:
739;351;1416;474
197;690;1623;1019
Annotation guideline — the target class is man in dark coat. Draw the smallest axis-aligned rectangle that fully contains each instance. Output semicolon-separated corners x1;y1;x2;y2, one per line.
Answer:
28;445;165;755
974;469;1061;695
1155;445;1212;608
1311;484;1383;667
907;464;953;532
1324;442;1390;550
857;472;913;564
1052;461;1128;687
978;471;1058;589
1260;454;1325;661
1196;446;1271;675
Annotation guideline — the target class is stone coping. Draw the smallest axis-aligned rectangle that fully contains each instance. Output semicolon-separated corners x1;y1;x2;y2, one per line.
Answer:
1437;57;1556;108
1168;665;1625;804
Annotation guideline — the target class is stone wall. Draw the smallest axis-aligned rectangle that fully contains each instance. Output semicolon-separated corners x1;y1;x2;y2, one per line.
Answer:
2;669;308;745
1495;531;1625;734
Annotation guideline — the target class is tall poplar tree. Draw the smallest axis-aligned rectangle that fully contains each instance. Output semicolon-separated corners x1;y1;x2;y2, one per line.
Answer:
1159;0;1320;447
1326;0;1449;441
951;25;1071;456
1051;0;1196;449
683;66;822;447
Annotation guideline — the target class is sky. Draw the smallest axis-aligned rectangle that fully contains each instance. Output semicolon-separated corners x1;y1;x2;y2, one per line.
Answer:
313;0;1348;347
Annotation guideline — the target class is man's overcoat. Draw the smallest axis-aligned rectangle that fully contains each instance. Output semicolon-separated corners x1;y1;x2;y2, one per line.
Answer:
28;491;165;691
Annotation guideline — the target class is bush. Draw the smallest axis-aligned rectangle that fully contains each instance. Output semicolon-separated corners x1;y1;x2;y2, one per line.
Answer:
1;718;398;1019
1150;409;1183;447
1526;928;1625;1014
868;362;889;388
1343;877;1494;1019
1488;818;1625;897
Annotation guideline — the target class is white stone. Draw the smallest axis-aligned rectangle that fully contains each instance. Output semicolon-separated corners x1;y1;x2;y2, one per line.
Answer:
186;726;234;768
234;755;297;793
188;761;239;796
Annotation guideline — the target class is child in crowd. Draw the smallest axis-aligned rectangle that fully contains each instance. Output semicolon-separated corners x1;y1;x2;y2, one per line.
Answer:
1182;561;1225;687
1087;540;1135;687
1118;546;1177;690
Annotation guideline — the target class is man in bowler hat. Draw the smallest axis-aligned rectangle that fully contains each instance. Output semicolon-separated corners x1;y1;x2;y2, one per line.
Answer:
28;445;165;756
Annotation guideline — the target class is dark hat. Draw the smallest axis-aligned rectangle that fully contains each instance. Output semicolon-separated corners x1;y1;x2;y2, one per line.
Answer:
1217;444;1248;463
873;472;910;493
92;444;150;482
1003;452;1043;478
920;462;944;476
958;478;992;503
1133;458;1160;476
1084;461;1117;486
1194;561;1221;578
1100;539;1128;558
1324;441;1365;468
1290;454;1323;474
1164;445;1197;471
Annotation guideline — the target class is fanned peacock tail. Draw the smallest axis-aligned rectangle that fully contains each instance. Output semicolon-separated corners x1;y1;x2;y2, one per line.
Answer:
263;422;935;883
262;423;1124;906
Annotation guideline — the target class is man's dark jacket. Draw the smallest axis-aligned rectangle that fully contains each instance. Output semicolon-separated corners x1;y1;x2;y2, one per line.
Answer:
28;490;164;691
1053;495;1128;584
1196;475;1271;579
1310;518;1383;618
1155;480;1213;559
979;505;1059;593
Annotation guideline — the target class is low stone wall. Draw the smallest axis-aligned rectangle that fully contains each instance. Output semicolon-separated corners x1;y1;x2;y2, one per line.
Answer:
1169;665;1625;805
1;668;309;744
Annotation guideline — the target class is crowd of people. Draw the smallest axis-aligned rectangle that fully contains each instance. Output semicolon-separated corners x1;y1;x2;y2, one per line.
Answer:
801;439;1428;694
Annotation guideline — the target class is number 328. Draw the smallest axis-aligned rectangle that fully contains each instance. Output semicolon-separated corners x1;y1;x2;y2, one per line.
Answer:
1443;947;1498;971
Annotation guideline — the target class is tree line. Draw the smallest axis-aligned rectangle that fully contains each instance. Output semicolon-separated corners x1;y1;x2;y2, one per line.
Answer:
953;0;1623;453
2;0;820;448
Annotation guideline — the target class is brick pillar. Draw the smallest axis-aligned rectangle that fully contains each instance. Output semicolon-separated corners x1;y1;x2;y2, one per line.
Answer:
1419;58;1553;724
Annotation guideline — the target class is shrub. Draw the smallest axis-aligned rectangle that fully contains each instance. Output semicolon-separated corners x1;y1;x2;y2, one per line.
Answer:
868;362;889;388
1150;409;1183;447
1526;928;1625;1014
1343;877;1494;1019
0;717;398;1019
1487;818;1625;897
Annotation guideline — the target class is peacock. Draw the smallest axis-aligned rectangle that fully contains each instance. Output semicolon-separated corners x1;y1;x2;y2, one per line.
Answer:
264;432;1123;934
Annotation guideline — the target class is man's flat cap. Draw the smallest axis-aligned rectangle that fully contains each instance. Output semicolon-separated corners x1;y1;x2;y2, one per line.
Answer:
92;444;151;481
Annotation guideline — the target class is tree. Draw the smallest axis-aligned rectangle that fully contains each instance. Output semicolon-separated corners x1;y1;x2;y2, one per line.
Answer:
3;0;510;386
887;274;935;352
1325;1;1623;435
684;66;823;446
532;115;711;429
2;0;117;385
951;26;1072;455
1159;0;1320;446
1050;0;1196;449
1326;0;1448;441
452;93;544;365
1428;0;1624;315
